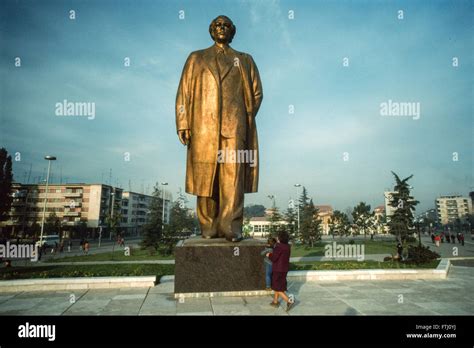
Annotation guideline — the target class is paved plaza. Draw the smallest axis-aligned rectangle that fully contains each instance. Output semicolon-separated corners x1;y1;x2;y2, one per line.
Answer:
0;263;472;316
1;235;473;315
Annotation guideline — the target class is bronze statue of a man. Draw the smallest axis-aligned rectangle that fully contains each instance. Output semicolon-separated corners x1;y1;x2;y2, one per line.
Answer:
176;15;263;242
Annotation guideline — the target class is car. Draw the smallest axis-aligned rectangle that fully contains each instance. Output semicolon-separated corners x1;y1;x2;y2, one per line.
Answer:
36;235;60;248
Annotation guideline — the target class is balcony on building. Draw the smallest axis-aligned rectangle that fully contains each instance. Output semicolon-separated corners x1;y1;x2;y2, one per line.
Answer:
63;211;81;217
64;192;83;198
63;221;81;226
63;201;82;207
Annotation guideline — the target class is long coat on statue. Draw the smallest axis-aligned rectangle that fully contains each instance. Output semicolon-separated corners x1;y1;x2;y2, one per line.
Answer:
175;45;263;197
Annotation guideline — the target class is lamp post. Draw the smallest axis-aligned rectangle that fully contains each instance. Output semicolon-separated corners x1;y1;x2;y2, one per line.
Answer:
294;184;301;236
417;218;423;247
109;189;115;240
267;195;275;209
39;156;56;246
98;225;102;248
161;182;168;230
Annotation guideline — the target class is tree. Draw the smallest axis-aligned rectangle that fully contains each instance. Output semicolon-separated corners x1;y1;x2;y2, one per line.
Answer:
374;213;387;235
242;216;252;238
284;205;297;240
244;204;266;218
73;220;88;239
0;148;13;222
161;192;195;255
300;199;322;247
106;211;122;240
268;205;284;238
296;186;310;241
28;220;40;238
328;210;351;238
141;184;163;252
44;212;61;236
352;202;375;238
387;171;419;242
299;186;310;211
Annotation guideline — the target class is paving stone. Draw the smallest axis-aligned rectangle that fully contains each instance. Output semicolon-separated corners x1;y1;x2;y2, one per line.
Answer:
1;264;473;316
176;297;213;315
139;294;177;315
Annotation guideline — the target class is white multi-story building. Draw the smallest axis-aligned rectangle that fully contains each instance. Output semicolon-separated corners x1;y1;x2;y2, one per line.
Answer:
435;195;472;225
4;183;122;238
121;191;171;236
384;191;398;221
247;216;272;237
2;183;171;238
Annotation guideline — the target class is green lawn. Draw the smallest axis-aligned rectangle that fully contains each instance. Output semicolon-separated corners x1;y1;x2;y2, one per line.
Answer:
45;247;175;263
0;259;438;280
290;260;440;270
47;240;405;262
290;240;408;258
0;264;174;280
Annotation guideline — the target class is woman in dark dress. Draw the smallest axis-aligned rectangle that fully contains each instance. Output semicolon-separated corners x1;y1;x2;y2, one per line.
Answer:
266;230;294;311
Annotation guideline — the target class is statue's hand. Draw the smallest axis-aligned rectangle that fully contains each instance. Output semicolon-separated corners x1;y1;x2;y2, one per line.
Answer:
178;129;191;146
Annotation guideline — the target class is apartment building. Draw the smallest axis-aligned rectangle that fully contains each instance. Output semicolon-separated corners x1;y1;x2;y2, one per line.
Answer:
3;183;123;237
435;195;472;225
121;191;170;236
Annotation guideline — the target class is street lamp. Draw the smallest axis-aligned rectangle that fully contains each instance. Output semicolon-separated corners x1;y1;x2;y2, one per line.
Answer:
267;195;276;208
417;218;423;247
39;156;56;246
161;182;168;230
294;184;301;236
109;189;116;240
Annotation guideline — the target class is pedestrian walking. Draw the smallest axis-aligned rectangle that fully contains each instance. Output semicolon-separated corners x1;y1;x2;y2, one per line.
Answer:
267;230;294;312
451;233;456;244
396;241;403;260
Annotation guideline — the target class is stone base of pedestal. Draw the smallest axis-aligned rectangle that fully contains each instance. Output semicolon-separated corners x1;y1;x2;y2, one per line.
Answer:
174;237;267;294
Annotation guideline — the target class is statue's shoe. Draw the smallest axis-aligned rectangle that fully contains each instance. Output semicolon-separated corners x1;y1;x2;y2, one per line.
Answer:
225;235;242;242
201;230;218;239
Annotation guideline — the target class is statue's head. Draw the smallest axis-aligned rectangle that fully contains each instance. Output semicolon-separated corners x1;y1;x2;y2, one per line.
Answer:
209;15;236;44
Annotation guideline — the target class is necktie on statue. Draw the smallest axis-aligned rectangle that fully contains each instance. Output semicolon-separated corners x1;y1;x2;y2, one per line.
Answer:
216;49;227;78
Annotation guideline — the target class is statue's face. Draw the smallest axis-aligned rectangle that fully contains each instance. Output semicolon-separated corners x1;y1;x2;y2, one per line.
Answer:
212;17;233;44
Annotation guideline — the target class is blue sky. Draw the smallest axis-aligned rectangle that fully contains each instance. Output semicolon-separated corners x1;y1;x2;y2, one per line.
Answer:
1;0;472;213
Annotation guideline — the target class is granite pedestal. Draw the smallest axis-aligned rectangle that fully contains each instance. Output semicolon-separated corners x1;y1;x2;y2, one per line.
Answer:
174;237;267;296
